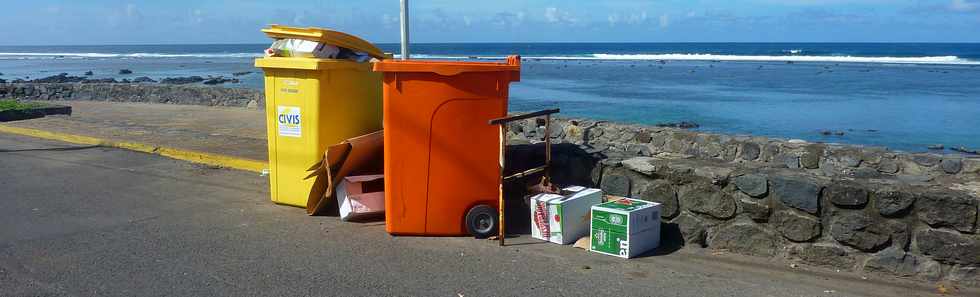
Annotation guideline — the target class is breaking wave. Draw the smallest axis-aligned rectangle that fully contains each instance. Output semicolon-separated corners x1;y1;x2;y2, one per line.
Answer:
583;54;976;65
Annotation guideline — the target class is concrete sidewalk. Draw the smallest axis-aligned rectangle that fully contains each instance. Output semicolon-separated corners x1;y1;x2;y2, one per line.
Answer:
1;133;963;297
1;100;268;161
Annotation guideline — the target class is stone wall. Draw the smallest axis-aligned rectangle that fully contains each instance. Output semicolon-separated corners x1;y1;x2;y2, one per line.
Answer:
0;83;264;109
508;118;980;285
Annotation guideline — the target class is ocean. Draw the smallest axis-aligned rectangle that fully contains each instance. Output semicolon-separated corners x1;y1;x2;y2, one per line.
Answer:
1;43;979;153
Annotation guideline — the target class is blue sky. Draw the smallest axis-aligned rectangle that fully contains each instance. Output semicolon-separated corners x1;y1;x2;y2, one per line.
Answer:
2;0;979;45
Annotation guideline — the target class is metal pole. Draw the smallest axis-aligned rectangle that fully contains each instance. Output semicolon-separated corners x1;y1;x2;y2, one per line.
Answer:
400;0;410;60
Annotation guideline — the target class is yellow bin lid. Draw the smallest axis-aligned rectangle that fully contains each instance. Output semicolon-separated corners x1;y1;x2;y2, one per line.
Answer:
261;25;386;60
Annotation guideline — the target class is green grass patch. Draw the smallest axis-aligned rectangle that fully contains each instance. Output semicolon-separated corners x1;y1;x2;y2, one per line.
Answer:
0;99;48;112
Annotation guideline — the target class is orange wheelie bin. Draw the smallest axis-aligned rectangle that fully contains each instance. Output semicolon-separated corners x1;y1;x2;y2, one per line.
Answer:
373;56;521;237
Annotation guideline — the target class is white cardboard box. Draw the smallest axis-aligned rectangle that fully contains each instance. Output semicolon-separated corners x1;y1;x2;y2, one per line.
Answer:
529;186;603;244
336;174;385;221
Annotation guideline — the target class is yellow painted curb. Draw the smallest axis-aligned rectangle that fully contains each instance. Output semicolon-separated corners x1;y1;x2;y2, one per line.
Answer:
0;125;268;173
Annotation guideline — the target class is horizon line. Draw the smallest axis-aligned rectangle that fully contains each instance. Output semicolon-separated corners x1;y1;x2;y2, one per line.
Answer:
2;41;980;47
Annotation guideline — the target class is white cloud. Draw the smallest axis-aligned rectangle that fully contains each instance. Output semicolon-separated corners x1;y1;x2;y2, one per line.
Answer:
381;13;399;27
544;7;577;24
609;11;648;26
608;14;619;26
659;14;670;28
950;0;979;12
491;11;525;28
125;4;141;20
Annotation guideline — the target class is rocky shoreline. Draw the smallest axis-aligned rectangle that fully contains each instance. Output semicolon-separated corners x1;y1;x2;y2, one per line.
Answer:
0;82;263;109
0;71;242;86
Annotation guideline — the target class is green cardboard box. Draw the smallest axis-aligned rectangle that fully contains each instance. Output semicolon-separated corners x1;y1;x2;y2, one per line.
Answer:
590;197;661;259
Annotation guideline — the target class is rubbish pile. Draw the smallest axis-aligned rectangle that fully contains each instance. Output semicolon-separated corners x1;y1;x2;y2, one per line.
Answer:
266;39;374;62
254;25;662;260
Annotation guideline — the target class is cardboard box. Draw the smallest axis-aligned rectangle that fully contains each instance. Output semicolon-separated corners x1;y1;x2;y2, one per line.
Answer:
530;186;603;244
590;197;661;258
335;174;385;221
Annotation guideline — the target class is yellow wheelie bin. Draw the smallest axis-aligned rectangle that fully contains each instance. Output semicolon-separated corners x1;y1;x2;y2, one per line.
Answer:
255;25;386;207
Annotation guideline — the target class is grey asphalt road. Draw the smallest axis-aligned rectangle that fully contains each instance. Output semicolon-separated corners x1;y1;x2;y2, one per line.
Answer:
0;132;959;297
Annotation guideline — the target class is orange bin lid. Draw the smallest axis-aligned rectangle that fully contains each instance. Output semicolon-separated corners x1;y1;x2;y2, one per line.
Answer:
373;55;521;77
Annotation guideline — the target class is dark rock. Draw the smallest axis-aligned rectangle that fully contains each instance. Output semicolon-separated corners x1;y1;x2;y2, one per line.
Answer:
232;71;253;76
792;243;854;268
917;190;978;233
708;223;777;257
830;212;891;252
692;166;733;186
132;76;157;83
627;144;652;156
599;171;631;197
876;159;900;174
672;213;707;247
952;147;980;155
760;143;780;162
941;158;963;174
885;220;912;250
636;180;679;219
949;265;980;286
739;142;761;161
0;79;5;84
831;149;864;168
773;210;822;242
911;154;940;167
846;168;882;179
874;190;916;217
864;247;940;279
160;76;205;85
738;196;771;222
721;142;738;161
681;184;736;219
634;132;652;143
825;181;869;208
801;145;824;169
84;71;93;76
120;79;131;83
916;229;980;264
656;121;699;129
31;73;86;83
203;76;239;85
776;154;800;169
733;174;768;197
82;78;117;83
118;69;133;75
649;132;667;147
896;174;933;184
771;175;822;215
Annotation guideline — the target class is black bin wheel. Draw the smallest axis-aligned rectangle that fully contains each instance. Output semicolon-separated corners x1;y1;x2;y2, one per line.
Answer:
465;204;499;239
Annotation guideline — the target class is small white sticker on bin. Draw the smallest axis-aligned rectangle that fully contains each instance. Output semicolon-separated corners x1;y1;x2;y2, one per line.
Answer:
277;106;301;137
